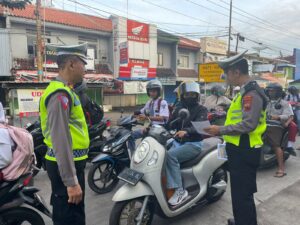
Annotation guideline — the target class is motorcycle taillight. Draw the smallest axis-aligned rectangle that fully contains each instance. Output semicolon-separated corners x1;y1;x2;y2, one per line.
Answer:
23;175;32;187
207;113;213;121
106;120;111;128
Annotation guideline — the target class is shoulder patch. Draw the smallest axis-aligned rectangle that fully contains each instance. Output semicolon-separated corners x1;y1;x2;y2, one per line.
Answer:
57;94;69;110
243;95;253;112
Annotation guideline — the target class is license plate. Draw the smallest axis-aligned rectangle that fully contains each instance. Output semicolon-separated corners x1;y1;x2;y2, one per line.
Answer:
118;168;144;186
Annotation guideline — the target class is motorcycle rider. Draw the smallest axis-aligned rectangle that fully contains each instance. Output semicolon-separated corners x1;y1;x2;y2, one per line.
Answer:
0;102;13;170
204;84;231;111
166;81;208;206
265;83;294;177
285;86;300;133
130;79;169;150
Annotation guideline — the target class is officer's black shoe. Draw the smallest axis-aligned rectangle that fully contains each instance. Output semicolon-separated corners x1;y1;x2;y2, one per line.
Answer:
227;218;235;225
286;147;297;156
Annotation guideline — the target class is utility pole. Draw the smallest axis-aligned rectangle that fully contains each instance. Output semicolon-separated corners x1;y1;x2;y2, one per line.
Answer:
36;0;43;81
235;33;239;53
227;0;232;57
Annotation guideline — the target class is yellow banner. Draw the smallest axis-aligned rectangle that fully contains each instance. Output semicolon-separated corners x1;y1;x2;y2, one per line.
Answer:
199;63;224;83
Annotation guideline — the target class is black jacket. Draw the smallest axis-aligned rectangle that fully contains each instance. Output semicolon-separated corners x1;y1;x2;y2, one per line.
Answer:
168;102;208;143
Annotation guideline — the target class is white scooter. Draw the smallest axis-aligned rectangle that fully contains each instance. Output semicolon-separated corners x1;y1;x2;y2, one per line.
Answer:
109;109;228;225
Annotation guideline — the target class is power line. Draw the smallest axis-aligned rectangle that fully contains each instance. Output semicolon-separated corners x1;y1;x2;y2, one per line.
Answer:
58;0;293;55
187;0;300;42
217;0;300;37
141;0;222;27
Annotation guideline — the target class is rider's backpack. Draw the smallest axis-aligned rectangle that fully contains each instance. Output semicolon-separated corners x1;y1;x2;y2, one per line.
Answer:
79;93;104;126
156;98;173;121
0;124;34;181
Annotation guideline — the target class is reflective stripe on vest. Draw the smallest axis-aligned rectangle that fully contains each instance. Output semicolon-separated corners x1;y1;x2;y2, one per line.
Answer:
46;148;88;162
40;80;90;162
223;93;267;148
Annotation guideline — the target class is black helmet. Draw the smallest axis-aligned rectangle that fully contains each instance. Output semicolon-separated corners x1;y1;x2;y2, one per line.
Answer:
146;79;162;97
211;85;225;97
179;81;200;100
265;83;283;99
288;86;298;95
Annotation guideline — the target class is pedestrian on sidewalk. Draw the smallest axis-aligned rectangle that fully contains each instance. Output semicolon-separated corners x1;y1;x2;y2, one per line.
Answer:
39;43;90;225
204;51;268;225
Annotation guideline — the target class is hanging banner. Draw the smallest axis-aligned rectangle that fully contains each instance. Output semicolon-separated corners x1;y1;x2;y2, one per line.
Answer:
17;89;44;113
119;42;128;64
123;81;147;94
127;20;149;43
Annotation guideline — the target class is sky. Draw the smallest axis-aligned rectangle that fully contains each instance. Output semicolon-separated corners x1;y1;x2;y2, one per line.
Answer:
47;0;300;58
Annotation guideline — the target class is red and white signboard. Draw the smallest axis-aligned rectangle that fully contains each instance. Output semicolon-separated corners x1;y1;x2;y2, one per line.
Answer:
17;89;44;113
119;59;156;80
127;20;149;43
119;42;128;64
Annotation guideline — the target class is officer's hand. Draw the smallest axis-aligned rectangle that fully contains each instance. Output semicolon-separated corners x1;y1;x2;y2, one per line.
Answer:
175;130;187;138
67;184;83;205
138;114;147;121
204;125;220;136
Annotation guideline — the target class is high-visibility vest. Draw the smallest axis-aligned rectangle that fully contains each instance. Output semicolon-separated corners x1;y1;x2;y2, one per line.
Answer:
40;80;90;161
223;93;266;148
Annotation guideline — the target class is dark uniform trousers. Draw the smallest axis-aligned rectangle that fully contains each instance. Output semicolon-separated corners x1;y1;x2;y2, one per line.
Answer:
226;134;261;225
46;160;86;225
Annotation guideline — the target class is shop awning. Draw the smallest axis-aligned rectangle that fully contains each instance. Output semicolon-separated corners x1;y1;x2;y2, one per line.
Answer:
157;68;176;85
177;69;198;82
1;70;114;89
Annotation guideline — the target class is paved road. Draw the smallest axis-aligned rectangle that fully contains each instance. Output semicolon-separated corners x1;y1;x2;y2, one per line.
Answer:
35;147;300;225
32;111;300;225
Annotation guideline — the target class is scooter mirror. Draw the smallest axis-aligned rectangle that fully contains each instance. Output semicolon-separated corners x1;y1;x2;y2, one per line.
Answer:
120;108;124;118
178;109;190;121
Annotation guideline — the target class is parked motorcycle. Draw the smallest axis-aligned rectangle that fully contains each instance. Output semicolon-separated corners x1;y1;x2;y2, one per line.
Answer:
0;173;52;225
26;118;110;176
109;109;227;225
88;115;141;194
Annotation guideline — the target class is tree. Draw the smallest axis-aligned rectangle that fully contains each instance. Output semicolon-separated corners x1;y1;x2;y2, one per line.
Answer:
0;0;31;10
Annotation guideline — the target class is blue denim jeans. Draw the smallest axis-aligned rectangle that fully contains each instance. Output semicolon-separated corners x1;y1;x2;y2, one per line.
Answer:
166;140;203;189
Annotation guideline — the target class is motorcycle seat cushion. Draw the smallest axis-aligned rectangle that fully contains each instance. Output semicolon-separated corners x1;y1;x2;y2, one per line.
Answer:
181;137;222;169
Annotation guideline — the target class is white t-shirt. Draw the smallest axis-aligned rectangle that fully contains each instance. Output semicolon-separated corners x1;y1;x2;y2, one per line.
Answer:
140;98;169;125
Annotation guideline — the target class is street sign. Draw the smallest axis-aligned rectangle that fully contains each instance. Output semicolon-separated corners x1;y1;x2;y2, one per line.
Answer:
199;63;224;83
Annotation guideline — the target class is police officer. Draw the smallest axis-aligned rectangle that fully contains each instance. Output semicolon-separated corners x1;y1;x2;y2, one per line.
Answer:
204;51;268;225
40;43;90;225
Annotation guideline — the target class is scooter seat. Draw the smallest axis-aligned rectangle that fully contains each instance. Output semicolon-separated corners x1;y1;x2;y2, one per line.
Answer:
181;137;222;169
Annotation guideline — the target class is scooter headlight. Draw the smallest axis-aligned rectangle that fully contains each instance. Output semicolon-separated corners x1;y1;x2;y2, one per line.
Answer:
102;145;111;152
133;141;150;164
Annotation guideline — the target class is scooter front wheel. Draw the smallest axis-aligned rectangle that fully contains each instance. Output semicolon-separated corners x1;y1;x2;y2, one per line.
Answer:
109;198;155;225
87;160;119;194
0;207;45;225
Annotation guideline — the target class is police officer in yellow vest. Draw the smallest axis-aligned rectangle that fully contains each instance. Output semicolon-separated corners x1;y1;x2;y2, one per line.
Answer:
40;43;90;225
204;51;268;225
